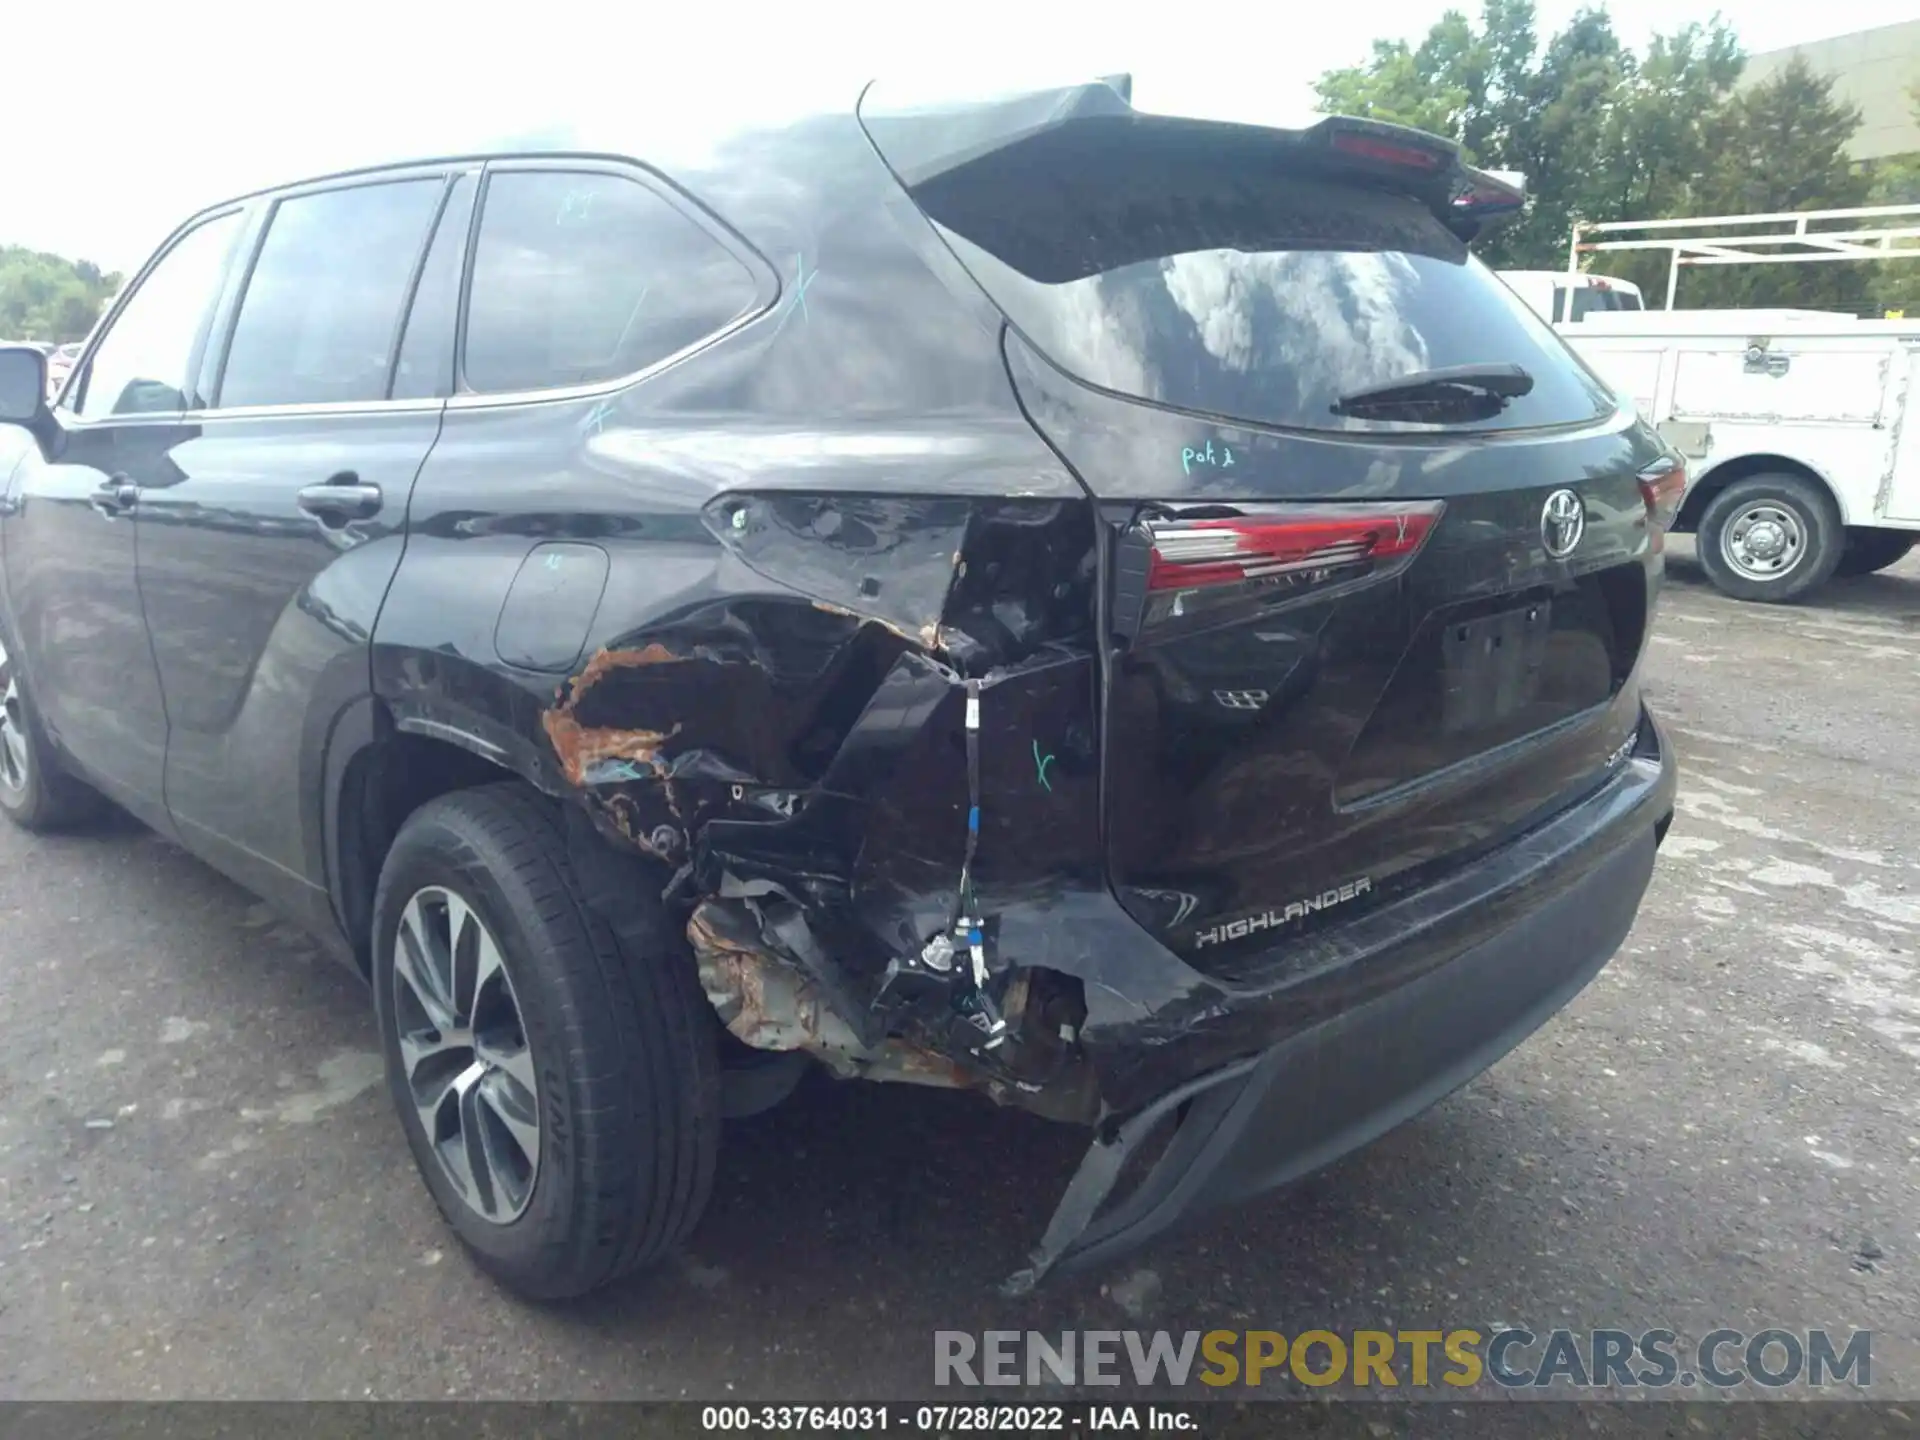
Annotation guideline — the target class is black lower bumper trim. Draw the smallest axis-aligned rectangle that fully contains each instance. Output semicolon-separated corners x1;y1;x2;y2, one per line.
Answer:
1004;816;1659;1291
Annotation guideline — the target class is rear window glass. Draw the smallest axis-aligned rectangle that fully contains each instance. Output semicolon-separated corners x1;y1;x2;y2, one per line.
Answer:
879;112;1612;433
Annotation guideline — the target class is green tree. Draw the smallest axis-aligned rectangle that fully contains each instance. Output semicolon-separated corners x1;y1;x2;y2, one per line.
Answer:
1862;79;1920;317
1675;56;1871;310
1311;3;1745;272
0;247;122;343
1493;7;1641;270
1315;37;1472;140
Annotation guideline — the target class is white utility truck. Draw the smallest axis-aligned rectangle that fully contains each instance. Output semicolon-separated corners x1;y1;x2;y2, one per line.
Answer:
1499;269;1644;323
1509;206;1920;602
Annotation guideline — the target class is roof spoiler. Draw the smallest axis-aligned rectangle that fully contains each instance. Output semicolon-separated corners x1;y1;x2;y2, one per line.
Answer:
862;89;1524;248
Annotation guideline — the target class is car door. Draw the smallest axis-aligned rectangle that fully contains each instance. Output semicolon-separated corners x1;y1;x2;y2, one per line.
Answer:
131;168;474;930
1;208;247;826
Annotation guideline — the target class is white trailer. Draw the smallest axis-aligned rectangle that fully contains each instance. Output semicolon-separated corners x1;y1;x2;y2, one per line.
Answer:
1542;207;1920;602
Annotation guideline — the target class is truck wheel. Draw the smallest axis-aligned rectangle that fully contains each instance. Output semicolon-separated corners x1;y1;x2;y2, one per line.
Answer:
372;783;719;1300
1834;528;1916;578
0;630;105;832
1696;474;1842;603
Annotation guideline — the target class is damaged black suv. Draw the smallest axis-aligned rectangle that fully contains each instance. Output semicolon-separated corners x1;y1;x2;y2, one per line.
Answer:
0;78;1677;1298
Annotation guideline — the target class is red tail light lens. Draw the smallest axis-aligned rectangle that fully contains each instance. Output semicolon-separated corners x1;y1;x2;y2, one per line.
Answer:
1146;503;1445;593
1638;462;1686;548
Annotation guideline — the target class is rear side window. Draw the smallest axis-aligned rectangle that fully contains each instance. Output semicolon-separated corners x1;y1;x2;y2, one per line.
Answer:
219;178;445;409
883;119;1612;433
75;211;242;418
462;169;757;394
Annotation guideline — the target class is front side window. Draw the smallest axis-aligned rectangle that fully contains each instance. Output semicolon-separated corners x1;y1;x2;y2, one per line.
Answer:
75;211;242;419
218;179;445;409
462;169;757;394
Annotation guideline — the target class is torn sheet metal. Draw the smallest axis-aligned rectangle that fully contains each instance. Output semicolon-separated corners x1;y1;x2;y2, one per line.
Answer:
537;494;1115;1122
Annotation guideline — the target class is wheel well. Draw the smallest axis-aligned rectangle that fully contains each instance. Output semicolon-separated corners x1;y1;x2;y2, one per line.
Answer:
335;732;515;975
1676;453;1842;533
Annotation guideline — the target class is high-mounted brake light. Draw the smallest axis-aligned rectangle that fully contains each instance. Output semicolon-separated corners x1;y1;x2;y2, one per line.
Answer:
1328;131;1447;172
1145;503;1445;592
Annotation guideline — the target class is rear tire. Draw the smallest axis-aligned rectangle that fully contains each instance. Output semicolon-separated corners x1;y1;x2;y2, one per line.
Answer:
1696;473;1842;604
1834;527;1916;579
372;782;720;1300
0;630;106;832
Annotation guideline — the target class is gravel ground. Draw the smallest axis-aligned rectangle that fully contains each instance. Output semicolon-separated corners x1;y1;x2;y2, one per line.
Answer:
2;537;1918;1403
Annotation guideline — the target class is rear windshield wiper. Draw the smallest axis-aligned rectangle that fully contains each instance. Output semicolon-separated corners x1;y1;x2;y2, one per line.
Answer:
1331;363;1535;418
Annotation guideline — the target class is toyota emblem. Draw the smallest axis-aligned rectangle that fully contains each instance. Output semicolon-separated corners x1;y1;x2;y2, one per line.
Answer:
1541;489;1585;560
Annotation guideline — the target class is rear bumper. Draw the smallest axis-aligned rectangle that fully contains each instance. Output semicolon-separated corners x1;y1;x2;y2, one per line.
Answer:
1007;704;1675;1289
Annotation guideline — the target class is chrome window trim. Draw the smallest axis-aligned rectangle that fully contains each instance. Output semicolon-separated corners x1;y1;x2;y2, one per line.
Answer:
49;407;190;432
444;304;765;412
59;397;449;427
180;396;449;423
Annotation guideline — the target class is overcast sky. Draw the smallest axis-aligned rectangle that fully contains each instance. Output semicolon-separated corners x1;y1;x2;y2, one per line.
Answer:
3;0;1912;272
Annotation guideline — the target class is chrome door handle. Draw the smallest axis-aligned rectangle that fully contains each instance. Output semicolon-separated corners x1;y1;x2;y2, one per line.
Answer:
296;477;383;523
90;475;138;517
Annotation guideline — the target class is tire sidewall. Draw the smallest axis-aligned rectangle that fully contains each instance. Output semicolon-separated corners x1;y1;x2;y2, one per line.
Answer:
0;625;69;827
0;698;49;824
1697;475;1842;603
371;810;585;1279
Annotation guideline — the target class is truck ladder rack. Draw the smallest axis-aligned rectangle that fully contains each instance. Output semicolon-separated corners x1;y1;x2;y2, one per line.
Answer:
1570;205;1920;308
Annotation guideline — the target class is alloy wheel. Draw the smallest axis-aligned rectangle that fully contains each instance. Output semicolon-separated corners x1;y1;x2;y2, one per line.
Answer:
0;637;30;797
391;886;542;1223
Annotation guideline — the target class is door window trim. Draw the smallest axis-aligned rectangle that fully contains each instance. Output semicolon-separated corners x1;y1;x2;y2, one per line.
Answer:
445;155;775;412
383;174;467;402
198;168;457;418
67;152;774;425
59;204;249;427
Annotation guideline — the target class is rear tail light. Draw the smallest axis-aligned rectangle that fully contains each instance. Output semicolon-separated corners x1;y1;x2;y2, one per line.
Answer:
1638;461;1686;548
1112;502;1444;643
1145;503;1444;592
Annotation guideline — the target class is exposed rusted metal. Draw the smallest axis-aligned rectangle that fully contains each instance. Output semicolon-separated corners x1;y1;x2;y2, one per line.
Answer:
535;499;1107;1119
687;895;1097;1120
541;710;678;789
559;642;686;704
691;897;968;1088
690;898;869;1060
542;642;692;789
